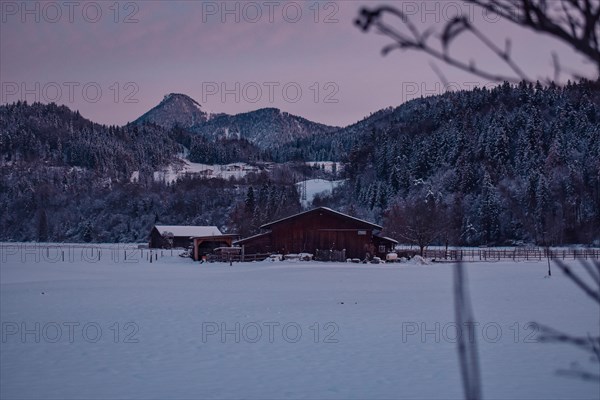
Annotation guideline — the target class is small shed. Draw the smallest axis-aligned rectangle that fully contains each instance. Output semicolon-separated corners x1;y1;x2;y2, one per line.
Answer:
149;225;224;249
191;234;239;261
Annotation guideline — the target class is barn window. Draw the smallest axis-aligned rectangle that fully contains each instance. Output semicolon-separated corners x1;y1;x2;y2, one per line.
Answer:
378;245;386;253
357;230;367;236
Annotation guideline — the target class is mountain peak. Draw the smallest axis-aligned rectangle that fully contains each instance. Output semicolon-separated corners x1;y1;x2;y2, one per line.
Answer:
161;93;201;107
135;93;208;129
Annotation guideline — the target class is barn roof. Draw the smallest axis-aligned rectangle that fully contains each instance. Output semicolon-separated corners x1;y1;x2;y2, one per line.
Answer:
260;207;382;230
233;231;272;245
153;225;222;238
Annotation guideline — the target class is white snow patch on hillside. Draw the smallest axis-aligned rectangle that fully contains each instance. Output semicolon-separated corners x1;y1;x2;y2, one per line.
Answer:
138;159;261;184
1;245;598;400
296;179;345;207
305;161;344;173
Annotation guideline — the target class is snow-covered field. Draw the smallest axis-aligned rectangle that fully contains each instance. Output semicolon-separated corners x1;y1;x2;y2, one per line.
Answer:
1;244;598;400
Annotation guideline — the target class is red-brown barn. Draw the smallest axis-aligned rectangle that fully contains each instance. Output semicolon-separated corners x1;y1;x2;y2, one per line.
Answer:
234;207;397;260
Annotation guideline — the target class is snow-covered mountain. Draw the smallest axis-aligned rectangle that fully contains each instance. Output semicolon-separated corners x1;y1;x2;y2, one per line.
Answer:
135;94;339;149
192;107;338;149
134;93;210;129
2;81;599;244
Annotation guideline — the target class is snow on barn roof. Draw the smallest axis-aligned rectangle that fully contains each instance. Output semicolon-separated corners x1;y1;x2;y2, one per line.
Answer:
233;231;272;245
260;207;382;230
374;234;399;244
154;225;222;238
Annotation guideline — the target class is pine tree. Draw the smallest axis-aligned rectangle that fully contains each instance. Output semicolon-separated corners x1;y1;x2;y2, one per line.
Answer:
478;172;502;244
36;209;48;242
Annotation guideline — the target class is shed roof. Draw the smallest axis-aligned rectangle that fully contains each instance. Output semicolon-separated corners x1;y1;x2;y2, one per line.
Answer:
154;225;222;238
260;207;382;230
374;234;399;244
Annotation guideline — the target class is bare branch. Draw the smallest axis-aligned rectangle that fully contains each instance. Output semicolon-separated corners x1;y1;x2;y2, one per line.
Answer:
356;6;530;83
556;369;600;382
454;261;483;400
579;259;600;287
537;323;600;361
356;0;600;84
553;258;600;304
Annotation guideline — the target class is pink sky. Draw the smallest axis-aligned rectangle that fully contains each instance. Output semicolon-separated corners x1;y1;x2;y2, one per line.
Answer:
1;1;595;127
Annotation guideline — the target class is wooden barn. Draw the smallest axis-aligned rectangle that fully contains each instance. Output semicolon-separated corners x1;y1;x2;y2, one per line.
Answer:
234;207;398;260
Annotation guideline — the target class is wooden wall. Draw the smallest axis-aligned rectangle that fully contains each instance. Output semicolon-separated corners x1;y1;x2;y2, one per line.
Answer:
268;211;376;259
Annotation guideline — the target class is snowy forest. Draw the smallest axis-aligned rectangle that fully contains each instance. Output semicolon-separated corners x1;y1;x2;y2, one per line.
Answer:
0;80;598;246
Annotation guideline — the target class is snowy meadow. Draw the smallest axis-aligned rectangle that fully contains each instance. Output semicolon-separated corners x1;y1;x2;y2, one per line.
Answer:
1;244;598;400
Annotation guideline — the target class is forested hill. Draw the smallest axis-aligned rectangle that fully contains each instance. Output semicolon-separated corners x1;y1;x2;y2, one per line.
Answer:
340;80;600;245
0;101;180;179
0;80;598;245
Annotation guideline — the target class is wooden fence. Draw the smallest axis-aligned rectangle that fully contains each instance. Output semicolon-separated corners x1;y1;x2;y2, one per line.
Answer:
206;253;271;263
395;247;600;261
315;249;346;262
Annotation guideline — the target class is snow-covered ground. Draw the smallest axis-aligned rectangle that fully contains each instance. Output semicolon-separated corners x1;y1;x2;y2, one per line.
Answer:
130;159;344;185
305;161;344;174
1;244;598;400
130;160;262;184
296;179;345;208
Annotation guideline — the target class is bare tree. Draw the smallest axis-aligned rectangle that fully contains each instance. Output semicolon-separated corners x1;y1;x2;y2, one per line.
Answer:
161;231;174;249
355;0;600;83
384;183;444;256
